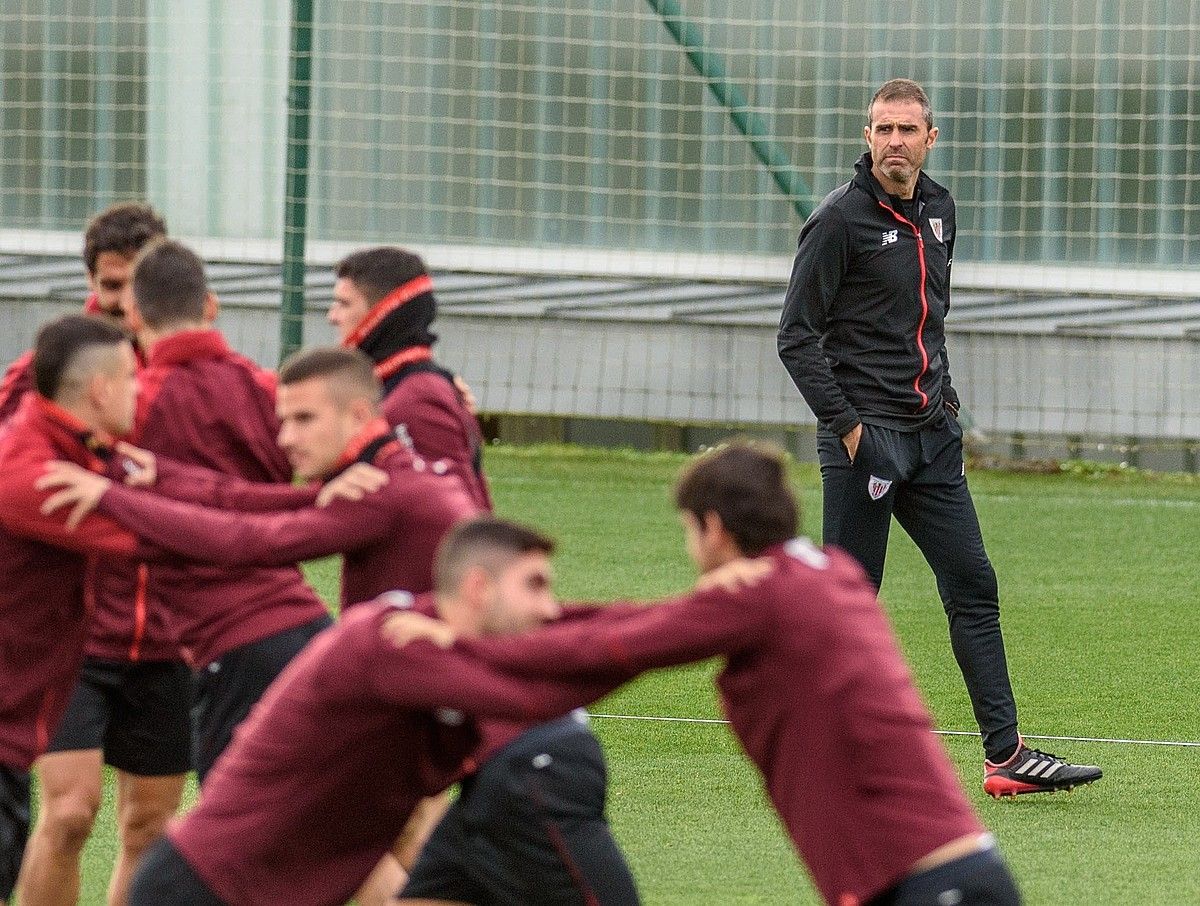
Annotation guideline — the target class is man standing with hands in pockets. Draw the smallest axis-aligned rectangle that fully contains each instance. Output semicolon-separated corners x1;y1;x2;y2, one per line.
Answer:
777;78;1101;797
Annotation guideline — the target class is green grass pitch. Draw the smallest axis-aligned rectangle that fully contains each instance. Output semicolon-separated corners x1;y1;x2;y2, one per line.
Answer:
66;445;1200;904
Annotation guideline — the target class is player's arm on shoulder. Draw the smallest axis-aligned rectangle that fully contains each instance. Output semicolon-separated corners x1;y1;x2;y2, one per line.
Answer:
380;611;456;649
460;585;772;679
0;458;137;557
101;481;391;566
36;460;113;529
316;462;389;507
133;445;321;511
694;555;774;593
373;635;618;721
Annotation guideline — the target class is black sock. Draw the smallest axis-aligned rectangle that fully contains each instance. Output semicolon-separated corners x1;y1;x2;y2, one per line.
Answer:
990;742;1019;764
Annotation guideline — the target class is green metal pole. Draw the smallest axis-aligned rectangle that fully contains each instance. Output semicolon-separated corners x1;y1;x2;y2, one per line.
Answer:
280;0;314;363
645;0;813;220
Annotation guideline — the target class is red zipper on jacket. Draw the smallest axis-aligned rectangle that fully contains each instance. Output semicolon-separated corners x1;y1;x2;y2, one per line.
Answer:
128;564;149;662
36;689;52;754
878;202;931;409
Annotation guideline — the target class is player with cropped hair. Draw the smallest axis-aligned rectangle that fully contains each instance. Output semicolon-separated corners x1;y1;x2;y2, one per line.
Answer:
397;444;1023;906
125;518;628;906
103;239;333;784
0;316;149;906
330;246;492;510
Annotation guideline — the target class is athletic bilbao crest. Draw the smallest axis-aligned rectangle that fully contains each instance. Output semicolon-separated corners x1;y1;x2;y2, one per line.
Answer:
929;218;944;242
867;475;892;501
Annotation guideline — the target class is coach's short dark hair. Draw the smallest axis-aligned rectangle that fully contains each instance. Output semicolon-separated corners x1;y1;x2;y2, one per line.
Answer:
83;203;167;274
868;78;933;130
130;240;208;329
278;346;381;405
336;247;429;305
674;442;798;555
33;314;131;400
435;518;556;594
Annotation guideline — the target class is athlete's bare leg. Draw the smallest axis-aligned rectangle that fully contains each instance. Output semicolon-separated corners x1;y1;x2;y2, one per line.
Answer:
108;770;186;905
17;749;104;906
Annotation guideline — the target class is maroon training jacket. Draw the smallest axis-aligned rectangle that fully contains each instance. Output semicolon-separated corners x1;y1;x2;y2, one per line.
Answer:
460;540;985;906
115;329;328;667
0;395;141;769
0;294;185;664
340;273;493;511
380;363;493;512
0;350;34;427
97;419;479;610
169;595;620;906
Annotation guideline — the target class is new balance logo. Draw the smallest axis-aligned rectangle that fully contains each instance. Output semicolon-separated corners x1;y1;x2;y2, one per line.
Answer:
1014;758;1063;779
881;230;899;246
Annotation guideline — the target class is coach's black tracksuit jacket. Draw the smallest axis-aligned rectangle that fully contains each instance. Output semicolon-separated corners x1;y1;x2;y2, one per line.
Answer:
778;152;960;438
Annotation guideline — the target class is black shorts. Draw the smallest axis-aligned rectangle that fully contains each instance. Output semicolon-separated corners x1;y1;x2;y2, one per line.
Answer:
128;836;226;906
0;765;31;901
402;712;639;906
866;845;1022;906
46;657;193;776
192;615;332;783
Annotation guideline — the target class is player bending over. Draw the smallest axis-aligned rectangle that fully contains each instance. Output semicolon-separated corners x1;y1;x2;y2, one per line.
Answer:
125;518;633;906
398;444;1024;906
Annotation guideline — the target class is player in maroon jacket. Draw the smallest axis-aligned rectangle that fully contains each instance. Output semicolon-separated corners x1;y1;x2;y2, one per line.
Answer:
397;445;1023;906
124;518;625;906
13;204;179;906
0;316;147;906
107;241;333;786
329;246;493;510
0;203;164;426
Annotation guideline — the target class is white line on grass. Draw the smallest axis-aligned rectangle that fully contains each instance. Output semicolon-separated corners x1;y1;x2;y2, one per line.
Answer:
589;714;1200;748
976;493;1200;509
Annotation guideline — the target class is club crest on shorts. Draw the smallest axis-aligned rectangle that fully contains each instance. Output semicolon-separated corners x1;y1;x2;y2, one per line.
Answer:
867;475;892;500
929;218;944;242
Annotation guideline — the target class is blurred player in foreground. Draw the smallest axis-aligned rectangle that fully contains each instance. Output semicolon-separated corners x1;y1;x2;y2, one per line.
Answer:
396;444;1024;906
0;316;146;906
125;518;632;906
15;204;181;906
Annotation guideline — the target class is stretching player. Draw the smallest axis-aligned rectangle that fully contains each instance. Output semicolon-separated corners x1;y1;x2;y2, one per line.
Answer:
0;317;148;906
330;246;492;510
41;346;477;614
109;240;333;782
401;444;1023;906
126;518;630;906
